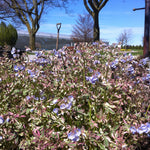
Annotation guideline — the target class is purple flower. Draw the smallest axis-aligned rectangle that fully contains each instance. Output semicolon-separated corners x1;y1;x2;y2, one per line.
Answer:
88;67;93;73
60;103;66;110
17;49;20;53
86;72;100;84
110;59;119;70
6;118;10;122
127;65;134;75
34;58;51;64
53;108;59;114
11;47;16;54
53;50;61;58
35;51;43;57
138;64;143;67
13;54;20;58
86;76;95;84
91;76;99;84
92;42;99;46
130;126;137;134
40;96;46;100
65;102;72;110
60;102;72;110
130;122;150;136
123;53;127;57
52;99;58;104
68;96;74;102
76;50;81;54
94;72;101;78
14;65;25;72
120;59;126;63
94;53;101;56
30;108;34;112
137;124;149;134
26;96;31;100
93;60;100;65
68;128;81;142
127;53;133;61
142;74;150;81
33;96;39;101
140;57;150;65
0;117;4;124
27;69;38;78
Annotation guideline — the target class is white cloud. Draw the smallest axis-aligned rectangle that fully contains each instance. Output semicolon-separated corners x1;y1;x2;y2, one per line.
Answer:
100;26;144;45
18;24;144;45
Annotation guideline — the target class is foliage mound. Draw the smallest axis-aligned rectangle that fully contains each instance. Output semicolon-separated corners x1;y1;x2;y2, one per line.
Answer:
0;22;18;48
0;43;150;149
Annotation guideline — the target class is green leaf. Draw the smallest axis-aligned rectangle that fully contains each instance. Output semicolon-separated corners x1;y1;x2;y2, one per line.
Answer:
26;109;31;114
99;143;106;150
12;89;20;95
23;90;29;96
104;137;109;147
105;107;115;114
113;124;120;131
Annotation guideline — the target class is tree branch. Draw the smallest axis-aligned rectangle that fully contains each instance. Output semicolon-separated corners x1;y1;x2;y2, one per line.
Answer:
88;0;97;11
83;0;93;16
98;0;109;11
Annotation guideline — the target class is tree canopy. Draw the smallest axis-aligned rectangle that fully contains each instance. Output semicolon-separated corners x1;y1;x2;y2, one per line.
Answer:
1;0;71;50
71;13;93;42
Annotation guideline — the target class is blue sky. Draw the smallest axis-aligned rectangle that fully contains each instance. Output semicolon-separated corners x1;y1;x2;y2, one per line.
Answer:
36;0;145;45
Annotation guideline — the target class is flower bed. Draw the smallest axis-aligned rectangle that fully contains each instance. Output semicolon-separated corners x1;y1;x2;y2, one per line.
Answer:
0;43;150;149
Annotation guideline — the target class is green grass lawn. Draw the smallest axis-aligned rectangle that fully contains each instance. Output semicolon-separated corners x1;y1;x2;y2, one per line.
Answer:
119;49;143;56
131;49;143;56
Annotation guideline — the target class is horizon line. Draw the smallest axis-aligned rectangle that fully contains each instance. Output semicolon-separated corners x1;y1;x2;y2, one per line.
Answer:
17;30;72;39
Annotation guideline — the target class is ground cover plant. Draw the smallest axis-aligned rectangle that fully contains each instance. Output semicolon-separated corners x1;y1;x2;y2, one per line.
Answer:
0;42;150;149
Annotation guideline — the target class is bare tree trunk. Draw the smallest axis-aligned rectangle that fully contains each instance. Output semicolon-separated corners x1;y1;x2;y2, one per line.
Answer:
93;12;99;41
83;0;108;42
29;32;36;50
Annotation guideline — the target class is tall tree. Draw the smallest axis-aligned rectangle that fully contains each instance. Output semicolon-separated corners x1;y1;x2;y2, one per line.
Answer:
2;0;46;50
2;0;70;50
117;29;132;49
7;24;18;47
71;13;93;42
0;22;8;47
83;0;109;41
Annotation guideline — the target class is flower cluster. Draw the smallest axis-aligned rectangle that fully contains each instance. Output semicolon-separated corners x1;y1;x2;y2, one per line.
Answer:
11;47;21;58
0;42;150;149
14;65;25;72
27;69;39;78
130;122;150;136
53;96;74;114
0;116;4;124
68;128;81;142
86;71;101;84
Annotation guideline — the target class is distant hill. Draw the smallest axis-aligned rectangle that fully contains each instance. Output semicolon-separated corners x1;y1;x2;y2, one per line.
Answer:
15;31;73;50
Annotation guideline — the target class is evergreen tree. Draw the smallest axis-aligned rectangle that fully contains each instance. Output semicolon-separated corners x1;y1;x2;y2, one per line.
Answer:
7;24;18;47
0;22;18;48
0;22;8;47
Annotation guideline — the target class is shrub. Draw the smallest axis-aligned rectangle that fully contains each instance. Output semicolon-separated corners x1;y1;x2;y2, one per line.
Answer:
7;24;18;47
0;22;18;48
0;43;149;149
0;22;8;47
